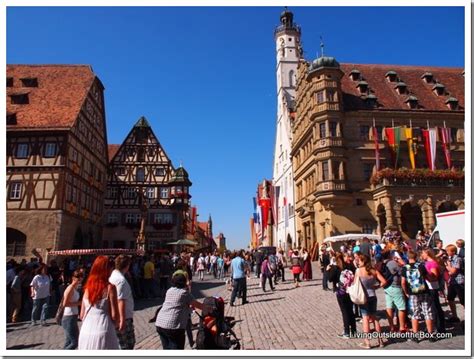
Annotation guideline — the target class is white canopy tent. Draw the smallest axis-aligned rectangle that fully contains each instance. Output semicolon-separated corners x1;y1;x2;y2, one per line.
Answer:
323;233;380;244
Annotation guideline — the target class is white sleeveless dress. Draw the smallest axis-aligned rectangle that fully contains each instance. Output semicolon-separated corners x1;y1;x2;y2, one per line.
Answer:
78;293;119;350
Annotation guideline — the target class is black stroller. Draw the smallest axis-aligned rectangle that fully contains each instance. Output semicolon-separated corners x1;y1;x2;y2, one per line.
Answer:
194;296;241;350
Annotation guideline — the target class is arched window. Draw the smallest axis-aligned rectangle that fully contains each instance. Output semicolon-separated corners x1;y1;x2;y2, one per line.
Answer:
7;228;26;256
289;70;295;87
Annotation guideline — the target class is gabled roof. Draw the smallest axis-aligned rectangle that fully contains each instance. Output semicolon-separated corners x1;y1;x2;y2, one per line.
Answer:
7;65;98;129
340;63;464;112
108;144;120;163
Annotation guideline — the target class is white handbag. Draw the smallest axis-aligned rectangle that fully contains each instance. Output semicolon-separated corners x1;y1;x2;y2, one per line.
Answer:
347;276;367;305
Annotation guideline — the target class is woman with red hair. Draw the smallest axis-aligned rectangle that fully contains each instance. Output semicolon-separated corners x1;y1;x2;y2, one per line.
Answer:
78;256;119;349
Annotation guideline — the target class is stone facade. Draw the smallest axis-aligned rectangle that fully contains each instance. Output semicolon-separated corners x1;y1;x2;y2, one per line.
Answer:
290;25;464;249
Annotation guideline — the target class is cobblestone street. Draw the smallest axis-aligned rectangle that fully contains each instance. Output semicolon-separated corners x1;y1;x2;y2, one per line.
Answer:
6;264;465;351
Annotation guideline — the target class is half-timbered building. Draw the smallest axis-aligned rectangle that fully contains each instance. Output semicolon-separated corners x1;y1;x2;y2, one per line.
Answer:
6;65;108;260
104;117;192;250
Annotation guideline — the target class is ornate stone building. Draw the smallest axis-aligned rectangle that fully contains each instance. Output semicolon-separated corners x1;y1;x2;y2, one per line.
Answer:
104;117;191;250
6;65;109;259
291;29;464;248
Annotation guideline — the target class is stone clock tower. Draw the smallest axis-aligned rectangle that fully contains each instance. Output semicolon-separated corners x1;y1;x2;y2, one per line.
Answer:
272;8;301;251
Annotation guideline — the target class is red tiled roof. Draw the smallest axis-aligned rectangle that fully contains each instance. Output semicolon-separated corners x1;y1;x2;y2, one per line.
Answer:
108;144;120;163
7;65;97;129
197;222;208;232
339;63;464;112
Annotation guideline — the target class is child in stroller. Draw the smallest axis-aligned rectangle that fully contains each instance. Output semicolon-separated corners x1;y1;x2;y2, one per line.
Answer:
194;296;240;349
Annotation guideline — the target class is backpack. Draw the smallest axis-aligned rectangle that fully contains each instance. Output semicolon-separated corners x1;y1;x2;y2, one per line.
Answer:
405;262;426;294
269;256;277;272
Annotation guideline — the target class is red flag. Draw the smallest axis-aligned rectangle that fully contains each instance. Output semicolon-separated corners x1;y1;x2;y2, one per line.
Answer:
438;127;452;169
191;207;197;235
385;127;401;168
259;198;271;232
372;126;380;170
422;128;437;170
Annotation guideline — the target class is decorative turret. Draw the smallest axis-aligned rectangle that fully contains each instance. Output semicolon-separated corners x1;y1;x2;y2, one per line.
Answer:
274;7;301;37
169;165;192;206
309;56;340;73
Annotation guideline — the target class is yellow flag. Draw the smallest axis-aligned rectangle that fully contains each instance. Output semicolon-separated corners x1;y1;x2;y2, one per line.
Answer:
405;127;415;169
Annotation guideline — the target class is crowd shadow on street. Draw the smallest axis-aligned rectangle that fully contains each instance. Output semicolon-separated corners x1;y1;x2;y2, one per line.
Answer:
8;343;44;350
249;297;284;304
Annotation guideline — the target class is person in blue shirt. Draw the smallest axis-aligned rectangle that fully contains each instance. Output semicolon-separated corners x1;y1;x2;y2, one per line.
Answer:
229;251;248;306
372;239;383;262
217;255;225;280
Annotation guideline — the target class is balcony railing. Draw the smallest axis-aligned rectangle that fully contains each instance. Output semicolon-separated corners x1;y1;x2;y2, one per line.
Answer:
370;168;464;188
274;24;301;36
314;80;338;90
374;177;464;188
313;102;340;113
316;180;346;192
315;137;343;149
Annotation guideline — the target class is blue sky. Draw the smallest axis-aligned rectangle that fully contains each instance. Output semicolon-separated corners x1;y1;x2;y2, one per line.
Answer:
7;6;465;250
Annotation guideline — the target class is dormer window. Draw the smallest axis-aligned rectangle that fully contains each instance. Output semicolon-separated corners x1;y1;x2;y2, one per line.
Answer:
10;94;29;105
20;78;38;87
432;83;445;96
405;95;419;109
365;94;378;108
395;82;407;95
356;81;368;94
349;69;361;81
385;71;397;82
7;113;17;125
421;72;434;83
445;97;459;110
7;77;13;87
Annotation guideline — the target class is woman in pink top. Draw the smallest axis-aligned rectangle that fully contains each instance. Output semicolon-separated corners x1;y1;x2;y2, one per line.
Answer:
421;249;446;333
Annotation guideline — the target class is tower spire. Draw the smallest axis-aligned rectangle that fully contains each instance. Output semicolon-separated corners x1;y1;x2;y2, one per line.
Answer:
320;35;324;57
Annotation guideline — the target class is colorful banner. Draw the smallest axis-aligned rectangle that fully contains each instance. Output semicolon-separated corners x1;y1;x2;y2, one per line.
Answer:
273;186;280;226
438;127;452;169
372;126;380;170
259;198;271;233
422;128;437;170
385;127;401;168
405;127;416;169
191;207;197;235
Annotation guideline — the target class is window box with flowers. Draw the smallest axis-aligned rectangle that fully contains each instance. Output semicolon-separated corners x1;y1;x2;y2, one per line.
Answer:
370;167;464;187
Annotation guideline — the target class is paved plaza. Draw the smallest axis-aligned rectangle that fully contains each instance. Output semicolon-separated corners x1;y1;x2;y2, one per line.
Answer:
6;264;465;351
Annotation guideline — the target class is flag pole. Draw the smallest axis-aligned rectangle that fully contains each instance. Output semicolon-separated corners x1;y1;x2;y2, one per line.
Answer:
392;119;394;128
410;119;412;128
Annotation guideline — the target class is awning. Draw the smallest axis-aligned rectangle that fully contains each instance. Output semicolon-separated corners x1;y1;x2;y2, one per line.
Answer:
48;248;145;256
166;239;198;246
323;234;380;243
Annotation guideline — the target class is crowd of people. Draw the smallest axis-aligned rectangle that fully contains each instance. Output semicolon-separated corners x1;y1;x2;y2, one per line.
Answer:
5;233;465;350
321;233;465;348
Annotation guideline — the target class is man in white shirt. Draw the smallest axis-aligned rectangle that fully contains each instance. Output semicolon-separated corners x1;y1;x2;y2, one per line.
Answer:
109;255;135;349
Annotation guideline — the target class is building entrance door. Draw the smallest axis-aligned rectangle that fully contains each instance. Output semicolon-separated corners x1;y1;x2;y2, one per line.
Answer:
401;202;423;239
